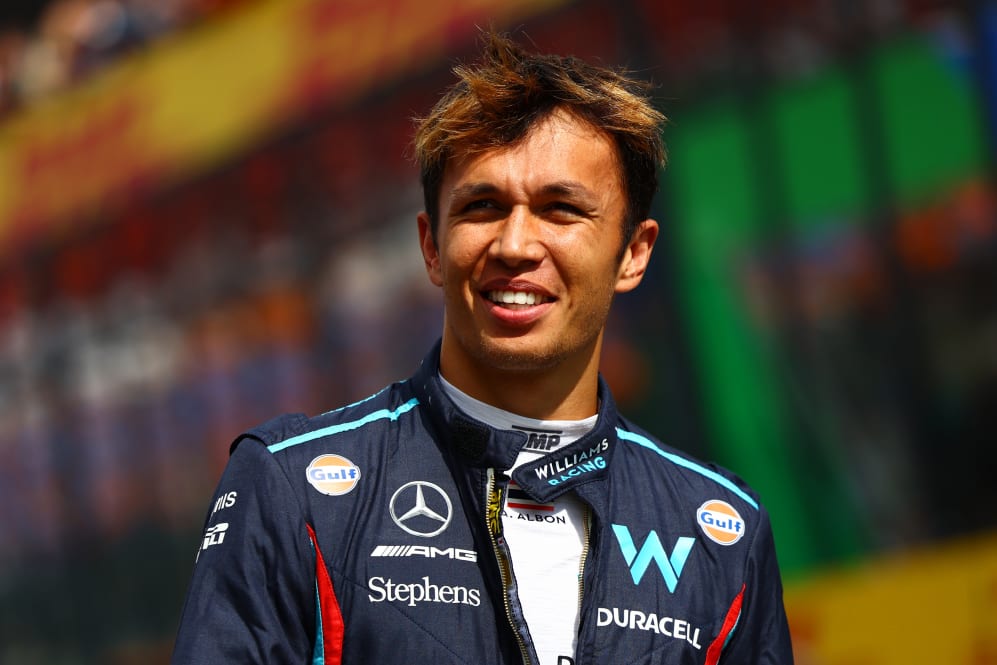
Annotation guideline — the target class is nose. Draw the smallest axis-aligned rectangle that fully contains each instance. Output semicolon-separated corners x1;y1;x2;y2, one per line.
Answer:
489;206;545;267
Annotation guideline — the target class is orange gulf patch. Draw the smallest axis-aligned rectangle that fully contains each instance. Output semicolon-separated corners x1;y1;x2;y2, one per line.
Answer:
696;500;745;546
306;454;361;496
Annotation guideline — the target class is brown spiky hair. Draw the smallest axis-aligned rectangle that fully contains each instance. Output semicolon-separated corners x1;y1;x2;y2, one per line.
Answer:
414;31;667;254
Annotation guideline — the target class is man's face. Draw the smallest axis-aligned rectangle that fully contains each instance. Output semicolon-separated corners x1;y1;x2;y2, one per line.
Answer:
418;109;657;384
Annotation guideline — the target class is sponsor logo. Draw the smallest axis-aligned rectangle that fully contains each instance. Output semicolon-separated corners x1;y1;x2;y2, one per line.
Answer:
371;545;477;562
696;500;745;545
533;438;610;486
196;522;229;560
367;576;481;607
513;425;563;452
597;607;702;649
389;481;452;537
611;524;695;592
202;522;229;550
306;454;361;496
505;480;554;512
210;491;237;516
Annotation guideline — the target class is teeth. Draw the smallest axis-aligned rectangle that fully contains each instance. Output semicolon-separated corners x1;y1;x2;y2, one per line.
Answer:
489;290;540;305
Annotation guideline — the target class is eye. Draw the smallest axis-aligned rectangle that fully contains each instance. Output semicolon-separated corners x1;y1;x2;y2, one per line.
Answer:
460;199;499;214
547;201;586;217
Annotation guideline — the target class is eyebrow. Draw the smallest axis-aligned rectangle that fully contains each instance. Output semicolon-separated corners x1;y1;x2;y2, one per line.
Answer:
538;181;597;203
448;180;597;205
449;182;500;204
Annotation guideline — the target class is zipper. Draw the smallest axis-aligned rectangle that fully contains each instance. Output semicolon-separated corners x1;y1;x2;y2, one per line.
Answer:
572;503;592;665
576;505;592;612
485;468;532;665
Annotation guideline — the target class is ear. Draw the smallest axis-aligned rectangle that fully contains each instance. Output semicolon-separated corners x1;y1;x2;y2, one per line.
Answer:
418;212;444;287
615;219;659;293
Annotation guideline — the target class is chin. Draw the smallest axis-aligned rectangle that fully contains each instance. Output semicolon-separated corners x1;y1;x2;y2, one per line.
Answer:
475;336;571;373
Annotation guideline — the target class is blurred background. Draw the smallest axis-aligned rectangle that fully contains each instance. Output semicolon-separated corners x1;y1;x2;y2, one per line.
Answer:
0;0;995;662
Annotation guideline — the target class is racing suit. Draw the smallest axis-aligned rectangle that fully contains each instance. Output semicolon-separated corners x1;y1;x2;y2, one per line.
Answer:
172;343;794;664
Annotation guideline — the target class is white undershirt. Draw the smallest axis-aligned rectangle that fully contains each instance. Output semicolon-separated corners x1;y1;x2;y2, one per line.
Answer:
440;376;594;665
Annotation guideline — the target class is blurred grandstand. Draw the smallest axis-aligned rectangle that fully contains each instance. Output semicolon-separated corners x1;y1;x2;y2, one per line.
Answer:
0;0;995;663
0;0;249;117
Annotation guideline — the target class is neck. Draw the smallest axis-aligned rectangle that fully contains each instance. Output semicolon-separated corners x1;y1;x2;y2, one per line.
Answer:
437;336;602;421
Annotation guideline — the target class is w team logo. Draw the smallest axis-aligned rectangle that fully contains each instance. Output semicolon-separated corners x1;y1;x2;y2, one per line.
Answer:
306;454;361;496
611;524;695;593
696;500;745;545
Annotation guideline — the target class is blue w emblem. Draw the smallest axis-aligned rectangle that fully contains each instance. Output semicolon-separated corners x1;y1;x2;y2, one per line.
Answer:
611;524;695;592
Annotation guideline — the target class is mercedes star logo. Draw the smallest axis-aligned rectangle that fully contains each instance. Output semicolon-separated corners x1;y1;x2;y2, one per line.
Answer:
389;481;453;537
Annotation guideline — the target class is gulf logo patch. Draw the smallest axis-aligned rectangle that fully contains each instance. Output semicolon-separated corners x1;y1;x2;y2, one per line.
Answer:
306;454;361;496
696;500;745;545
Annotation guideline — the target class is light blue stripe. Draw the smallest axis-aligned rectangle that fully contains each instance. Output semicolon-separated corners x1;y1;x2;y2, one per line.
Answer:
268;398;420;453
312;582;324;665
309;533;324;665
319;382;404;416
615;428;759;510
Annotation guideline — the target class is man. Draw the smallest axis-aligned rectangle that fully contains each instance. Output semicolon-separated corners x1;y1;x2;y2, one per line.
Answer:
172;32;794;665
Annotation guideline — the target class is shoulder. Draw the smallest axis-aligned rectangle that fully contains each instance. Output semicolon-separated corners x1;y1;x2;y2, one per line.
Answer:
613;417;762;521
232;380;423;466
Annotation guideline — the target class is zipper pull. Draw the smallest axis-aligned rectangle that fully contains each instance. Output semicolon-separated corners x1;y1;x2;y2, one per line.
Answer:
486;468;507;538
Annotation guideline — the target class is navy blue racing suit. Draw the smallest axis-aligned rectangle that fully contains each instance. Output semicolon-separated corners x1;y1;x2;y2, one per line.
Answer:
172;343;794;664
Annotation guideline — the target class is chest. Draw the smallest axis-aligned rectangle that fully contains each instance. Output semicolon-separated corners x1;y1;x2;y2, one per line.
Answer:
303;460;748;665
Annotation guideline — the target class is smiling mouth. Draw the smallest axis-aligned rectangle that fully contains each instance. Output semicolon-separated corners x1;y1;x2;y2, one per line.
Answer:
485;290;550;309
